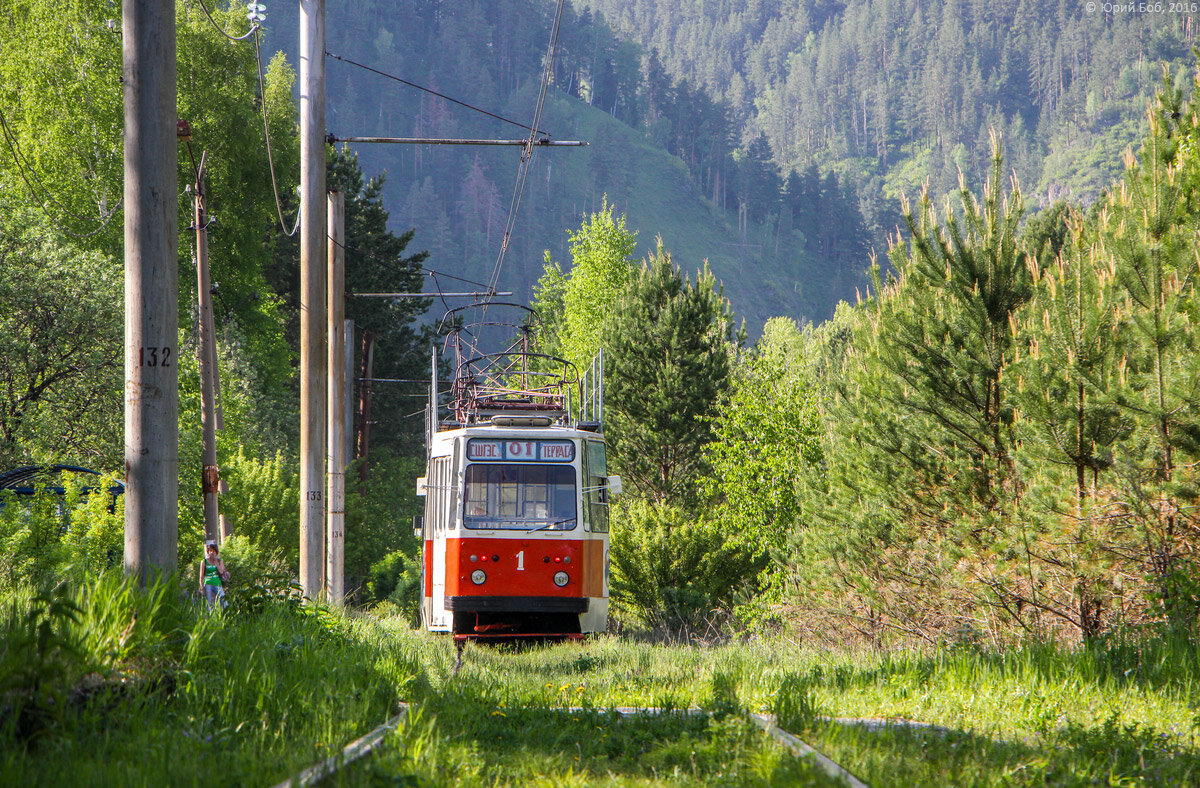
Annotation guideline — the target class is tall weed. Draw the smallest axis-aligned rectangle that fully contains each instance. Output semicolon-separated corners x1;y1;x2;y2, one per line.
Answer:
0;584;82;741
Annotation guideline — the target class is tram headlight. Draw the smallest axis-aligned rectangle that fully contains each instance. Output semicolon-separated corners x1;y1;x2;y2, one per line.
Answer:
471;569;487;585
553;571;569;587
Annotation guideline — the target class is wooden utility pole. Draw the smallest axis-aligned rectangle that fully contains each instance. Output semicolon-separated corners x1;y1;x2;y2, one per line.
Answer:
344;319;355;469
299;0;327;600
356;331;374;483
123;0;178;584
326;190;345;604
192;156;222;546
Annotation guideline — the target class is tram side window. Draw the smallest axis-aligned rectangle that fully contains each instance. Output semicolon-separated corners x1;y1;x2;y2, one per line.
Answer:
463;464;576;530
584;441;609;533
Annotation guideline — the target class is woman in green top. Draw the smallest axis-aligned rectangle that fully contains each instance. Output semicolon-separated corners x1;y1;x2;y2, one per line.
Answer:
201;542;230;607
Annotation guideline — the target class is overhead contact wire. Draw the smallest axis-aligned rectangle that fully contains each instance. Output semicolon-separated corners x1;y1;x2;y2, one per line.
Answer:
254;28;300;237
191;0;259;41
326;52;542;135
484;0;567;304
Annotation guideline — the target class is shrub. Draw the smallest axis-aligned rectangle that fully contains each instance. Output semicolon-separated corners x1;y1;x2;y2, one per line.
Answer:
207;535;302;615
367;549;422;626
609;500;769;637
0;472;124;591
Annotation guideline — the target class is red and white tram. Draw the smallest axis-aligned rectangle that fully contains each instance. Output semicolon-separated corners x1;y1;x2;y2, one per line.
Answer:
416;305;619;640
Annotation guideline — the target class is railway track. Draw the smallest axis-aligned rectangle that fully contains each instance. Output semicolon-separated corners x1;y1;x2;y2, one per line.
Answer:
270;703;875;788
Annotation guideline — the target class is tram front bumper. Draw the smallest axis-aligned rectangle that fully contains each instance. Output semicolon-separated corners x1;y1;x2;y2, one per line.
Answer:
446;595;588;614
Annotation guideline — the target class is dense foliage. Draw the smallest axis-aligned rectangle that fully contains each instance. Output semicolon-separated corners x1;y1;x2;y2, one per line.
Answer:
0;1;429;590
788;72;1200;644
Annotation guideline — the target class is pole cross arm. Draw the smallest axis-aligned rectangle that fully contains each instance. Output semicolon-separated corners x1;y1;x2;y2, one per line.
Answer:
326;134;587;147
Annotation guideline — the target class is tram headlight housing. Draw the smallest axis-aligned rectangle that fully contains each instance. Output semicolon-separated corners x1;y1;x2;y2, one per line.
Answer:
471;569;487;585
553;570;569;587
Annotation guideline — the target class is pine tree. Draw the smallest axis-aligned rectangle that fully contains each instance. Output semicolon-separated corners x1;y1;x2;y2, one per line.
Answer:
1008;213;1130;638
880;142;1034;509
1097;78;1200;627
789;143;1041;639
328;147;432;450
603;241;741;506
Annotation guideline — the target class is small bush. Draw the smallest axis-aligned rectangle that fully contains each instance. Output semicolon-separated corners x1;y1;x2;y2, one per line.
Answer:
609;500;769;637
367;549;422;626
190;536;301;615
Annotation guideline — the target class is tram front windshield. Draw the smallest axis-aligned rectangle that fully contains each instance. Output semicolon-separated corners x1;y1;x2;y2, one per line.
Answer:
463;464;576;531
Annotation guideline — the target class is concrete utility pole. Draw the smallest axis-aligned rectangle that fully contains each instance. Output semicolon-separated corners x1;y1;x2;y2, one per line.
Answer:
299;0;327;600
123;0;178;584
192;157;222;546
326;190;345;604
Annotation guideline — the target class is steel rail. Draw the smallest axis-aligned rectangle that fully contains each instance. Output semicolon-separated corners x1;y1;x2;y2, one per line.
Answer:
748;712;871;788
266;703;885;787
268;703;409;788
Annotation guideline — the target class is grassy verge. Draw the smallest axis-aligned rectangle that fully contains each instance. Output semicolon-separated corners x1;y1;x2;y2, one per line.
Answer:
368;631;1199;787
5;584;1199;786
0;574;417;787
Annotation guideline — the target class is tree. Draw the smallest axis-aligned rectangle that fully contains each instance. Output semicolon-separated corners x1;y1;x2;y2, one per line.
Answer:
1008;215;1131;639
268;147;432;452
0;0;124;249
603;241;741;505
0;0;302;461
879;145;1036;509
1096;78;1200;628
700;317;823;625
703;317;821;549
457;155;504;256
786;145;1043;641
1011;215;1128;509
330;148;432;451
533;198;637;371
0;208;121;467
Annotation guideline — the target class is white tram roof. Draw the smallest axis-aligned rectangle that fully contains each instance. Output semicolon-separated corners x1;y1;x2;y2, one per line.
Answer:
430;419;602;453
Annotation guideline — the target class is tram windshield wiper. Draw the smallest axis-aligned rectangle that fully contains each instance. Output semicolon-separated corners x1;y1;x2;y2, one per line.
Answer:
527;517;575;533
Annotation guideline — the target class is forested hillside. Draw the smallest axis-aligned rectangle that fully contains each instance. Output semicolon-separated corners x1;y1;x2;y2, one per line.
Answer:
579;0;1197;222
264;1;1198;332
265;0;873;331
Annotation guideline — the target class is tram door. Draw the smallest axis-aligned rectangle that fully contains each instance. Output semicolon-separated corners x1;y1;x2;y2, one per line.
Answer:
424;453;455;631
581;439;612;632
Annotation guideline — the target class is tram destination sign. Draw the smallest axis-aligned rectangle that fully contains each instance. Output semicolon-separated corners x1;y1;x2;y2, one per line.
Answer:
466;439;575;462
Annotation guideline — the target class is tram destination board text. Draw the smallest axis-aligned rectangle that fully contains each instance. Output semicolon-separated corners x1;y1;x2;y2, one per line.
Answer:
466;439;576;462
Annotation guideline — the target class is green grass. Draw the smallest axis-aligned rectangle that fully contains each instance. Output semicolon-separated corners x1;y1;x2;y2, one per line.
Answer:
4;584;1200;786
0;576;418;787
369;632;1200;787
